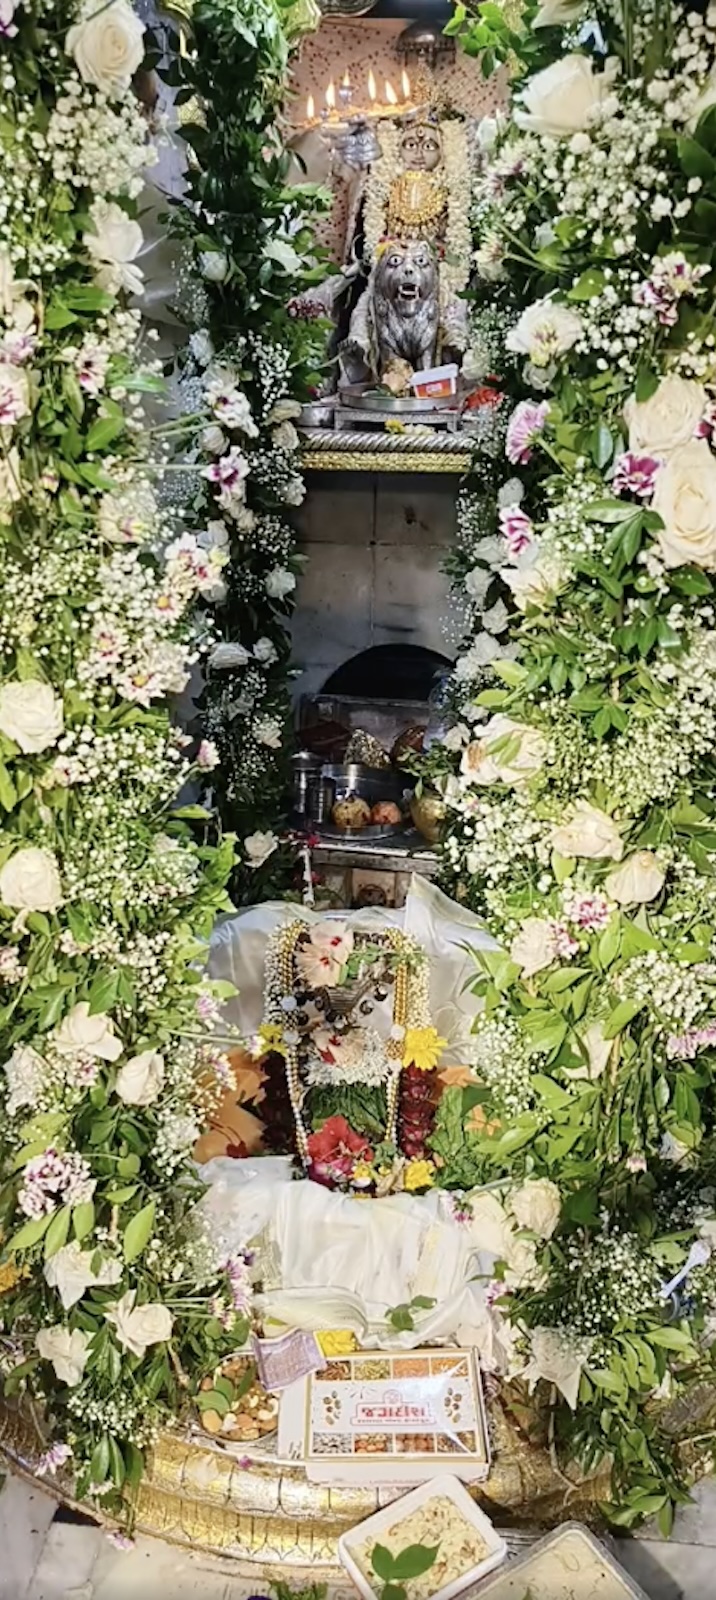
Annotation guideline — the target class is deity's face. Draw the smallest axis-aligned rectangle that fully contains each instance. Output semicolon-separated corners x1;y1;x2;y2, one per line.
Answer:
398;123;442;173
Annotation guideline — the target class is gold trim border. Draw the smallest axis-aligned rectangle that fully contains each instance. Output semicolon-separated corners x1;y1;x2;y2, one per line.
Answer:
301;449;471;474
0;1391;616;1571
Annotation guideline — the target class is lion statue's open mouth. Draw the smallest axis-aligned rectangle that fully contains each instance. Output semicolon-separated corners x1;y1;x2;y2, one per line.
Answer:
397;280;421;301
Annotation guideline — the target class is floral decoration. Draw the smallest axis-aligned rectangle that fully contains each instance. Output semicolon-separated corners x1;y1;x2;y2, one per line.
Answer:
0;0;257;1528
429;0;716;1527
154;0;328;901
261;918;442;1189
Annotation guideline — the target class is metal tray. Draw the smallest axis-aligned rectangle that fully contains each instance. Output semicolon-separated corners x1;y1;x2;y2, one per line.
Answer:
467;1522;650;1600
340;385;457;414
318;821;406;840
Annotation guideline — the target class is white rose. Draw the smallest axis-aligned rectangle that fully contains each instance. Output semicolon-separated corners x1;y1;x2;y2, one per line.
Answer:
0;360;30;422
442;723;470;752
266;567;296;600
84;200;144;297
3;1044;47;1116
36;1325;91;1387
465;1190;513;1260
0;680;63;754
45;1240;122;1311
465;566;490;603
209;640;250;670
272;419;300;452
267;398;302;425
651;440;716;571
201;423;225;455
0;847;63;915
533;0;584;25
688;68;716;131
105;1289;172;1359
54;1002;122;1062
605;850;665;905
515;53;619;138
510;1177;561;1239
115;1048;165;1106
660;1130;695;1164
66;0;144;92
625;374;706;458
460;714;547;788
253;636;278;665
511;917;560;977
551;801;623;861
244;830;278;869
200;251;229;283
506;298;583;367
189;329;214;367
476;112;503;151
565;1020;614;1081
501;548;568;611
0;446;22;516
503;1232;544;1288
199;519;229;552
522;1325;588;1408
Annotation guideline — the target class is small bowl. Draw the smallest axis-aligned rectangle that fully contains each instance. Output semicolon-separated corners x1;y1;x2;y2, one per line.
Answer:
196;1354;278;1451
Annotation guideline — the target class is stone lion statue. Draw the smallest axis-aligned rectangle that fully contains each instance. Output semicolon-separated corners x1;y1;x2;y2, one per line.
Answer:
344;238;440;385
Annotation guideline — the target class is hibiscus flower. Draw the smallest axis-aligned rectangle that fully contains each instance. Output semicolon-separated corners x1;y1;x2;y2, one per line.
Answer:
306;1115;372;1186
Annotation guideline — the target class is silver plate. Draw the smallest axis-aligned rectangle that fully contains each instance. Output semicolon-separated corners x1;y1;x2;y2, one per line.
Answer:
340;385;457;414
317;821;405;840
468;1522;650;1600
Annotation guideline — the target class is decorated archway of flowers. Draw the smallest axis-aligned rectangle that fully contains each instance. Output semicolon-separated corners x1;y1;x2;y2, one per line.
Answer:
5;0;716;1544
429;0;716;1528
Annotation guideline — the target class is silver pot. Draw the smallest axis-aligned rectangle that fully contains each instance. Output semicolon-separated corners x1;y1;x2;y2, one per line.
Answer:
292;750;322;817
322;762;404;806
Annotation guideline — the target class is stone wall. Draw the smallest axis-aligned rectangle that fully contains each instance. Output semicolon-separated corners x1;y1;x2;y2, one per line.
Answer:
290;470;457;701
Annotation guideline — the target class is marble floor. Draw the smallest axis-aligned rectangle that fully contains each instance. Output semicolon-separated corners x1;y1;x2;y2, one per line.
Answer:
3;1468;716;1600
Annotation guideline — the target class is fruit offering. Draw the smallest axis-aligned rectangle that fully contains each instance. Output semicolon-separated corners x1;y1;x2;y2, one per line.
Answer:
332;795;371;830
370;801;402;826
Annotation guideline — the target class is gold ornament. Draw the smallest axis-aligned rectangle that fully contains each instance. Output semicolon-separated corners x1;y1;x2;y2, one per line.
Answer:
386;170;447;242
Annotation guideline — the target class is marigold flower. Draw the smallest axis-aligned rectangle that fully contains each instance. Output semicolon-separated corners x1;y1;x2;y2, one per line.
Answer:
404;1158;436;1192
402;1026;447;1072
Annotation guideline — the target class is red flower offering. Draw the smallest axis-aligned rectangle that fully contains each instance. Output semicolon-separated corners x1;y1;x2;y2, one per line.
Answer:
306;1115;372;1187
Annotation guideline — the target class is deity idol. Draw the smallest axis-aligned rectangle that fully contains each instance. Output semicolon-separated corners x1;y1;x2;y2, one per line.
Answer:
384;119;448;245
286;101;471;391
344;109;471;388
346;237;441;384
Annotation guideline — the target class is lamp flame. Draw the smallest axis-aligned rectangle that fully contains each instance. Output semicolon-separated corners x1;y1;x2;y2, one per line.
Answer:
326;80;335;111
367;68;376;102
385;79;398;106
401;69;410;100
307;93;315;121
342;69;350;87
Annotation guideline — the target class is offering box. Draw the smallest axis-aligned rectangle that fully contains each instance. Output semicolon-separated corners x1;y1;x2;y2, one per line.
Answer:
472;1522;651;1600
298;1348;490;1485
